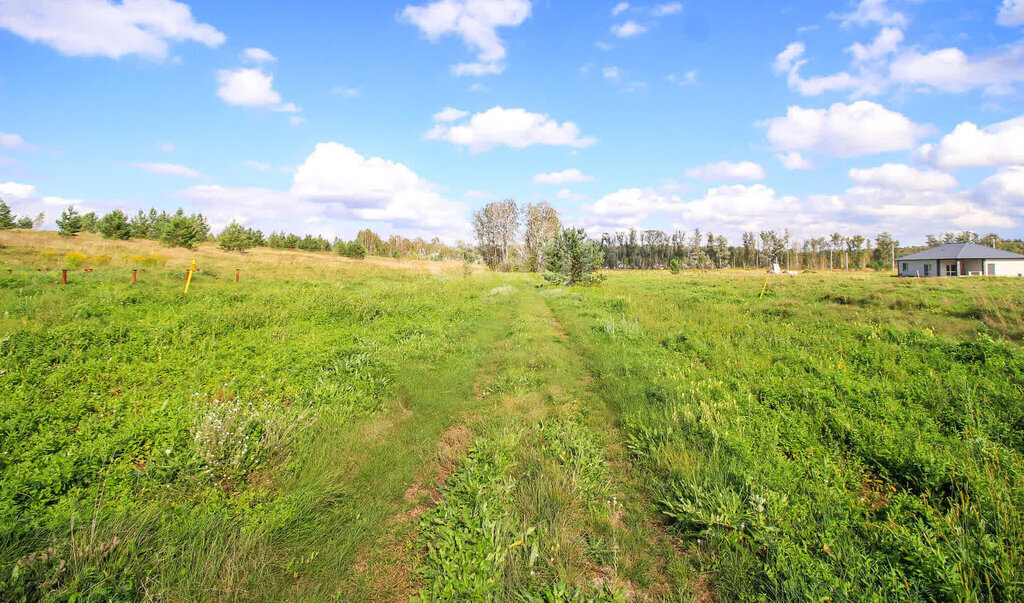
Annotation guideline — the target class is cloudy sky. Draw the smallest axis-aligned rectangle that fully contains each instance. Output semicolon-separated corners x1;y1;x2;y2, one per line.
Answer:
1;0;1023;244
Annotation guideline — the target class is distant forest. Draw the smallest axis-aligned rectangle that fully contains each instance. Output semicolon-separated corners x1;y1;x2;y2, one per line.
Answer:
3;197;1022;271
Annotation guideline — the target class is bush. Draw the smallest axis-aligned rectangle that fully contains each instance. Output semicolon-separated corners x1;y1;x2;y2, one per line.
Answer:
668;258;682;274
56;206;82;238
98;210;131;240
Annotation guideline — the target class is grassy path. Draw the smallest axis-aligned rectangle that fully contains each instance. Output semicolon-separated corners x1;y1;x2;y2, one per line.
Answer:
397;281;694;601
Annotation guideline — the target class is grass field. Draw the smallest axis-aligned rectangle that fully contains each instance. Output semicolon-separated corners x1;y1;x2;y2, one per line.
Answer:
1;231;1023;601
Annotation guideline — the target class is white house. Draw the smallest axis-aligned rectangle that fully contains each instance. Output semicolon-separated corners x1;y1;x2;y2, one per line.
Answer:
897;242;1024;277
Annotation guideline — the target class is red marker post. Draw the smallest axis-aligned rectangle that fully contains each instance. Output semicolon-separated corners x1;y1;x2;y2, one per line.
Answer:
61;269;67;285
132;269;137;284
236;268;240;283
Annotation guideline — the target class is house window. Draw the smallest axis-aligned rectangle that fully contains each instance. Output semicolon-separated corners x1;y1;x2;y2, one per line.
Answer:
924;264;931;276
988;263;996;276
945;264;957;276
902;262;907;272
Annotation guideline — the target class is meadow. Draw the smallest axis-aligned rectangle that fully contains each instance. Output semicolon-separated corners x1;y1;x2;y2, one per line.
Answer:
1;230;1022;601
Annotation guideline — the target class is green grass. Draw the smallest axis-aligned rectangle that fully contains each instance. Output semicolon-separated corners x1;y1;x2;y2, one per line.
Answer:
3;233;1023;601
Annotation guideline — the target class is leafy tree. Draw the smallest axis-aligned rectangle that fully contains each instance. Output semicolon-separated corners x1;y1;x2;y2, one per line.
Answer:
668;257;681;274
56;206;83;237
344;241;367;259
0;198;14;229
217;220;252;252
15;216;33;229
542;227;604;286
523;201;560;272
473;198;520;270
98;210;131;240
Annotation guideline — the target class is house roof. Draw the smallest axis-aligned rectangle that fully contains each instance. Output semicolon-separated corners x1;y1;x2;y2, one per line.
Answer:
898;242;1024;261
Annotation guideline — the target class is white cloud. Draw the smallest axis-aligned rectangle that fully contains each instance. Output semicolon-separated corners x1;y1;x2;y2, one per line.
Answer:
848;27;903;63
681;184;801;225
243;160;272;172
595;41;613;51
998;0;1024;27
611;21;646;38
666;70;698;86
915;116;1024;169
291;142;465;230
400;0;531;76
586;187;683;227
684;161;766;182
129;162;202;178
890;43;1024;95
776;151;816;170
848;163;957;191
42;195;84;208
289;116;306;126
157;141;175;152
974;166;1024;217
216;67;300;115
424;106;597;153
602;66;621;80
242;47;275;63
760;101;932;158
651;2;682;17
331;85;360;98
0;132;36;152
833;0;907;29
0;0;225;60
533;168;593;184
433;107;469;122
0;181;36;199
612;2;629;16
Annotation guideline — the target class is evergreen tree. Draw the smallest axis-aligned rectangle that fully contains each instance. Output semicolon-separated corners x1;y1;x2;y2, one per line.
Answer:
80;212;100;233
98;210;131;240
15;216;33;229
217;220;252;252
56;206;83;237
542;227;605;286
0;198;14;229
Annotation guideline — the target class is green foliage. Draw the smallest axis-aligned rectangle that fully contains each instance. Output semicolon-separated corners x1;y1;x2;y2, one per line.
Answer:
217;220;253;252
543;228;605;286
98;210;131;240
335;240;367;259
158;209;209;250
14;216;32;229
668;257;681;274
56;206;82;237
545;272;1024;601
0;198;14;229
80;212;99;233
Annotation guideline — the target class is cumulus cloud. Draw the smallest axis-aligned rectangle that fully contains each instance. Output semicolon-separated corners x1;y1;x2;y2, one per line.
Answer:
890;43;1024;96
974;166;1024;217
684;161;766;182
998;0;1024;27
424;106;597;153
832;0;907;29
681;184;801;225
242;47;275;63
848;163;957;191
760;101;932;158
612;2;629;16
129;162;203;178
400;0;531;76
0;0;225;60
0;181;36;199
773;29;900;98
533;168;593;184
291;142;465;229
915;116;1024;169
611;20;646;37
433;107;469;122
776;151;816;170
216;67;299;114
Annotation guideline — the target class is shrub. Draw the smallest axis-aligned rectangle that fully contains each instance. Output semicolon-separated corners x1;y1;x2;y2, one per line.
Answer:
542;227;605;286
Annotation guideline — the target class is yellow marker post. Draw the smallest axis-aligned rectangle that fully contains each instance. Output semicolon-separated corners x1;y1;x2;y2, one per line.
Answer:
183;259;197;295
759;276;770;299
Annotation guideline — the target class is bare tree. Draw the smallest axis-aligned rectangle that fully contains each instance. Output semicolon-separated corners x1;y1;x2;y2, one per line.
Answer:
473;198;520;270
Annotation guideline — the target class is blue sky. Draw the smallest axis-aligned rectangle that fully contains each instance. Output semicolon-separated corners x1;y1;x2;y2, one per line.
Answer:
1;0;1023;244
